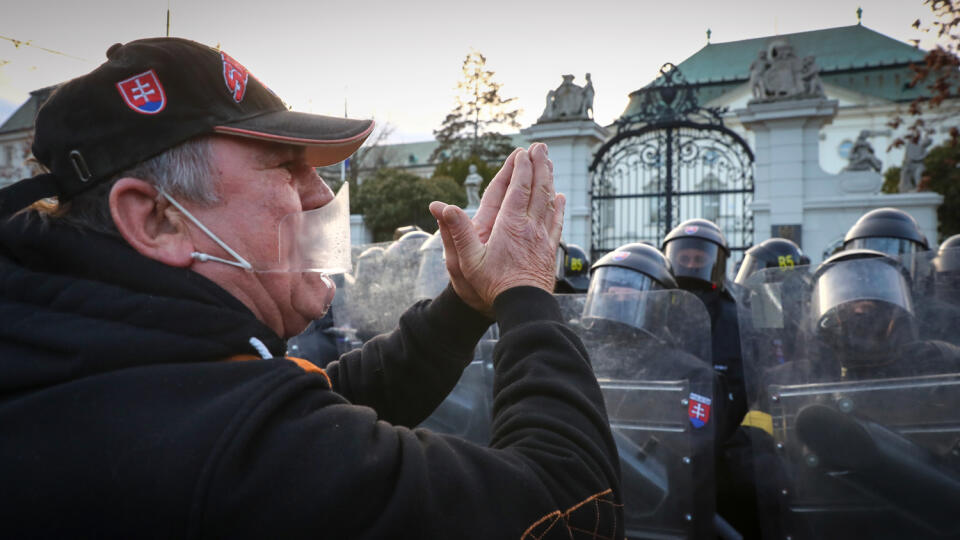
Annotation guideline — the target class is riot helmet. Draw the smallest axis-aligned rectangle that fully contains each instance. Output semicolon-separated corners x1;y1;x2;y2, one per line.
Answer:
384;230;431;281
811;249;917;367
735;237;808;285
414;231;449;300
843;207;930;257
933;233;960;303
554;242;591;293
393;225;426;241
662;218;729;291
354;246;386;286
583;242;678;331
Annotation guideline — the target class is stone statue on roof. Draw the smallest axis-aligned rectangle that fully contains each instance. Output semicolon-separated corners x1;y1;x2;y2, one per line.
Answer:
539;74;594;122
749;51;769;100
899;136;933;192
748;39;825;103
843;130;883;173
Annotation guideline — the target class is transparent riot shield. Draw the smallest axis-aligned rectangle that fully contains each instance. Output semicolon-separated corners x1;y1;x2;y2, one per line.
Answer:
554;293;587;326
573;289;716;539
413;231;449;302
336;240;435;342
739;254;960;539
910;250;960;347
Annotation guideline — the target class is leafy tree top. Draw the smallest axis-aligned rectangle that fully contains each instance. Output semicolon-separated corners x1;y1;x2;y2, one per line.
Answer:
431;51;521;163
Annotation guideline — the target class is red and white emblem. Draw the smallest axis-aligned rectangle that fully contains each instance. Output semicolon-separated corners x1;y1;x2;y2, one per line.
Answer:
688;392;711;428
611;251;630;261
116;70;166;115
221;51;249;103
684;225;699;235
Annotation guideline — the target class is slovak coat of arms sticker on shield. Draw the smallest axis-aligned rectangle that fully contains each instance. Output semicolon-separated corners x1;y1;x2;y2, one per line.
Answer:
687;392;711;428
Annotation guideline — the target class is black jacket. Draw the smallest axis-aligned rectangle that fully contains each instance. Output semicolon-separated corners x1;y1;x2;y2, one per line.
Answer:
0;213;622;539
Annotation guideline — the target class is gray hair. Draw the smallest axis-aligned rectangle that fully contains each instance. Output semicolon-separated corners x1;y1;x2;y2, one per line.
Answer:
50;136;218;235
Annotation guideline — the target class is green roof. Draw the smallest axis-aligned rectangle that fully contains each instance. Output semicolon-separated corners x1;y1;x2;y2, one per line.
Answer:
676;24;925;84
622;25;934;116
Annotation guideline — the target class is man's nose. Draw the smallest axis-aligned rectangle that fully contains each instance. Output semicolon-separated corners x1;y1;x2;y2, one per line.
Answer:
298;166;335;211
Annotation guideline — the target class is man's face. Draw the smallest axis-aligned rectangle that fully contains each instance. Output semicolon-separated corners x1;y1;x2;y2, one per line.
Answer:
183;135;336;338
674;248;710;270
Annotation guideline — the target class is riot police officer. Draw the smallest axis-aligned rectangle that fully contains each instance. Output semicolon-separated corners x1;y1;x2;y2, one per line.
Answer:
745;249;960;538
580;242;722;538
734;237;809;285
842;207;930;257
933;233;960;306
554;242;591;294
662;219;746;432
799;249;960;380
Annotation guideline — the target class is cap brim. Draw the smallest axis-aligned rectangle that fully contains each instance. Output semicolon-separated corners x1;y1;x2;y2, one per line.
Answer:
214;111;374;166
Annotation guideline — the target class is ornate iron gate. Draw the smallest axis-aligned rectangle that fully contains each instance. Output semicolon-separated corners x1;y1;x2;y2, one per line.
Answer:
589;64;755;262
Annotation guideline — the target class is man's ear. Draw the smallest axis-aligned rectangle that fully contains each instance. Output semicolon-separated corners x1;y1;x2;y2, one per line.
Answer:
110;178;194;267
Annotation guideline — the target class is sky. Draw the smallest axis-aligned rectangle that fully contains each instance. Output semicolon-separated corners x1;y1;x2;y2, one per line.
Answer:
0;0;948;144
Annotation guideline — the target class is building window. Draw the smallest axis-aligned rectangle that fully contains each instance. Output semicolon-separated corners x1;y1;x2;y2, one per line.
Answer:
838;139;853;159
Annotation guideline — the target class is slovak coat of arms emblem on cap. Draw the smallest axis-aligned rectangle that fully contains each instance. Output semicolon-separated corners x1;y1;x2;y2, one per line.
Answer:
221;51;248;103
687;392;711;428
684;225;699;234
116;70;166;115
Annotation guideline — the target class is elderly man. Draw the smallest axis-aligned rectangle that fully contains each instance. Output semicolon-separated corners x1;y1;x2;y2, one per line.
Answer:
0;38;620;538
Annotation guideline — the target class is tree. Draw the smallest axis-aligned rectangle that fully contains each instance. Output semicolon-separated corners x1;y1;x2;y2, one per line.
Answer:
920;142;960;239
354;168;466;241
881;143;960;240
431;51;521;163
323;121;395;205
889;1;960;148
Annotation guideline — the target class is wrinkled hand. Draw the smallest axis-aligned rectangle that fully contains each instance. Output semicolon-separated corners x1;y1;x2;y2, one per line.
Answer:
429;143;565;316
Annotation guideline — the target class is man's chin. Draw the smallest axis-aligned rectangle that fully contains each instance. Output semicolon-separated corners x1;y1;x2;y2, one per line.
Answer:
288;272;336;332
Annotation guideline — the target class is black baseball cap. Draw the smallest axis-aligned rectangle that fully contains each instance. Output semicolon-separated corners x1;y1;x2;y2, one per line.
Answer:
0;37;373;216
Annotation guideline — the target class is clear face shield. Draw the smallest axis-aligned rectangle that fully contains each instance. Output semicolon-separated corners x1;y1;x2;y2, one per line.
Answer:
162;183;352;274
811;258;917;364
583;266;667;332
664;238;726;289
847;237;925;259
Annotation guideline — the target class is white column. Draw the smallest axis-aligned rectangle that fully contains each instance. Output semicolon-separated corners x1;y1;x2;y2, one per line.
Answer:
520;120;608;252
737;98;943;263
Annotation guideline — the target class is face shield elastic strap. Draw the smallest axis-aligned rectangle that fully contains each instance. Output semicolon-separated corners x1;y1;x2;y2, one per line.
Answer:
160;189;253;271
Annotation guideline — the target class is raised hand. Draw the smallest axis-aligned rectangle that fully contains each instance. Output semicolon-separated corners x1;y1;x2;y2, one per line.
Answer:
429;143;565;315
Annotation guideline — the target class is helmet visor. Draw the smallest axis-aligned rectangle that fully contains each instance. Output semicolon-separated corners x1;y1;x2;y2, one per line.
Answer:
847;237;924;258
735;252;770;285
665;237;725;286
583;266;665;329
812;258;913;324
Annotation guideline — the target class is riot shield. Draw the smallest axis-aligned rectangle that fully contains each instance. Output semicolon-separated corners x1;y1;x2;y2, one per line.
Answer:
910;250;960;347
573;289;716;539
335;241;425;341
738;255;960;539
413;231;450;302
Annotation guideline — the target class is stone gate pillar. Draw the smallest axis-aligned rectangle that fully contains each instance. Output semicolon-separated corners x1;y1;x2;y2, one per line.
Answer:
520;119;607;252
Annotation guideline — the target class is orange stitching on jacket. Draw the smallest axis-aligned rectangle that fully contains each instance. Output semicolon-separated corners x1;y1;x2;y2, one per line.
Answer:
224;354;332;388
285;356;332;387
520;488;617;540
